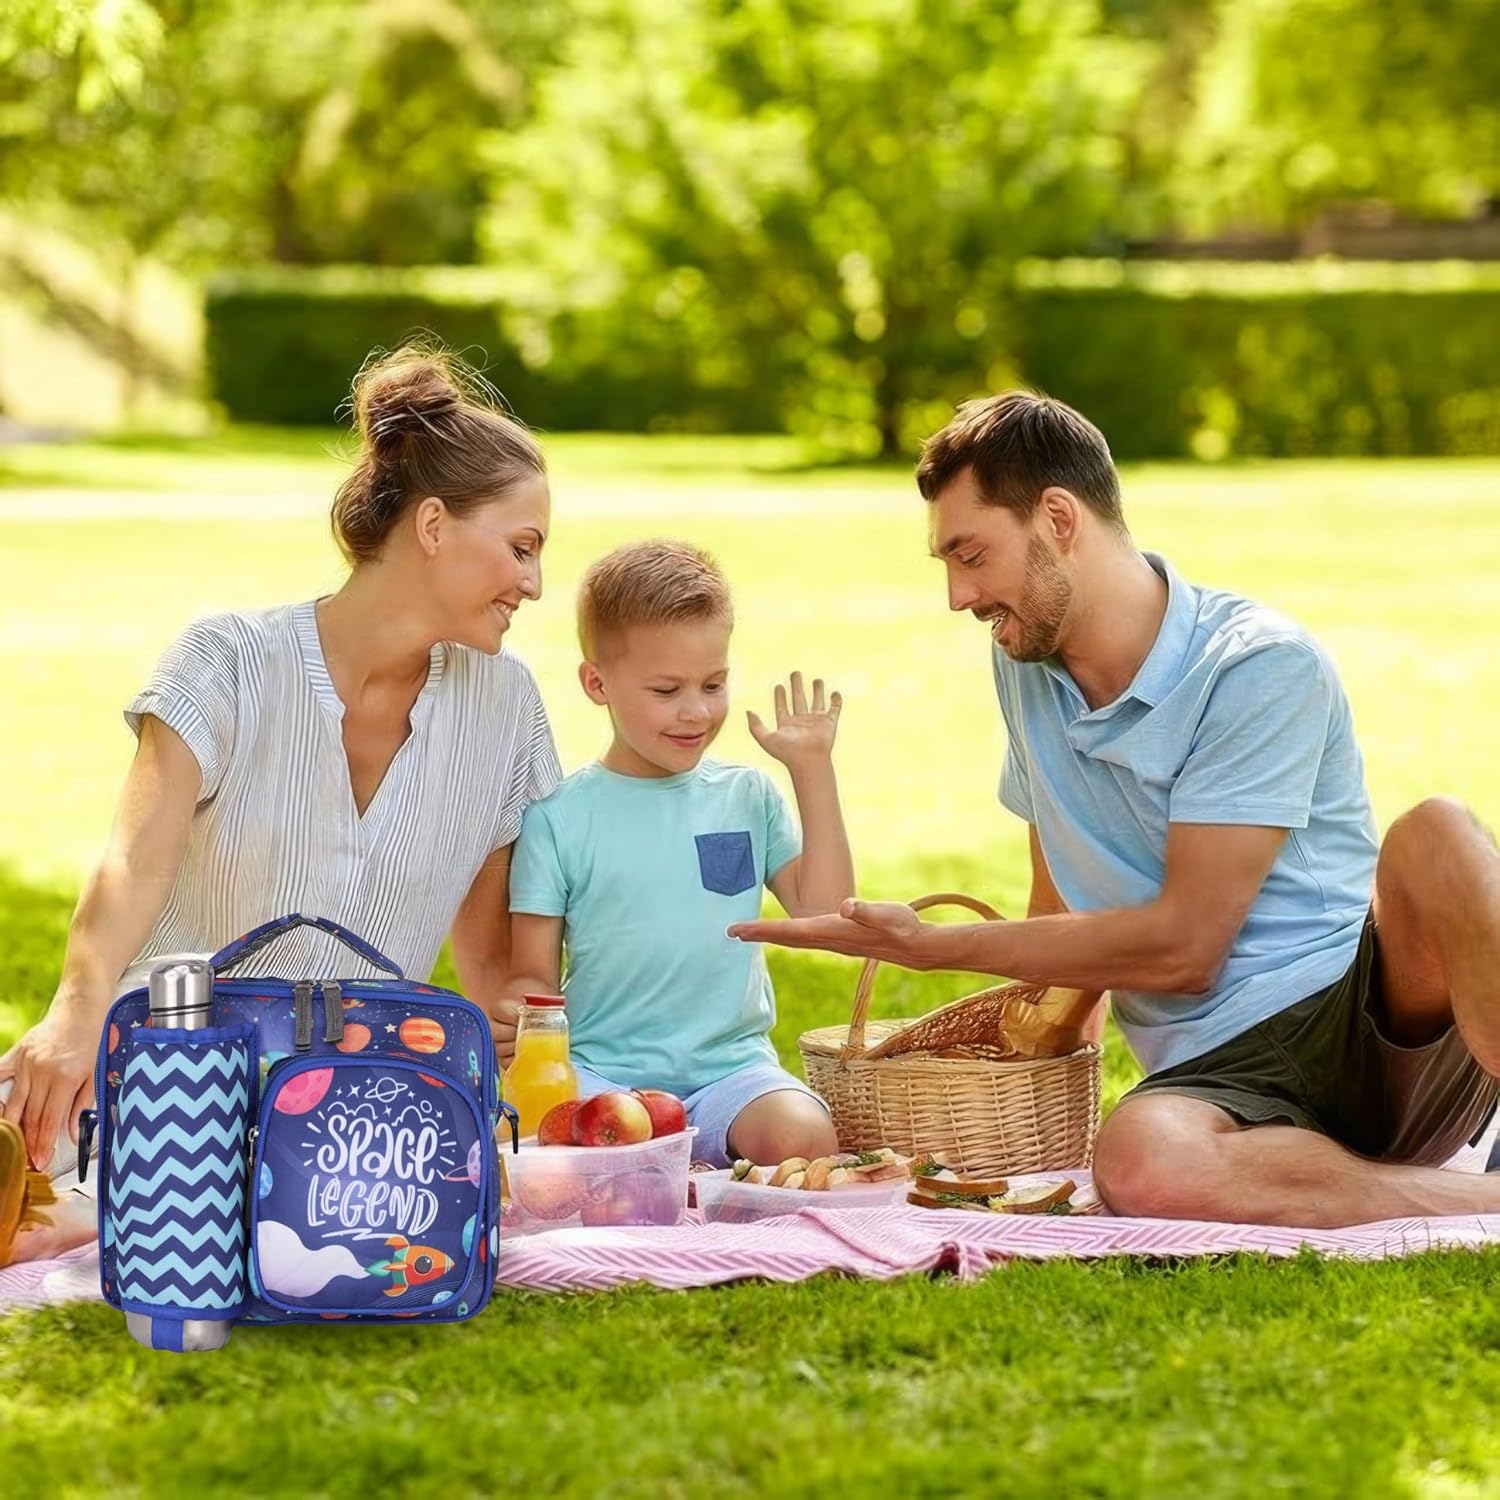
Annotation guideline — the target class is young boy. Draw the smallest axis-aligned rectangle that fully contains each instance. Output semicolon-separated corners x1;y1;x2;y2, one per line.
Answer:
503;539;850;1166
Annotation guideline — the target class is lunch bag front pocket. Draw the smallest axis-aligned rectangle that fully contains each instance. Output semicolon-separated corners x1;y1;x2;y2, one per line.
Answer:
249;1057;491;1318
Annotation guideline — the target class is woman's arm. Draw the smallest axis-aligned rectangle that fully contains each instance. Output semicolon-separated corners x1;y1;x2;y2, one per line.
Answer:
0;716;200;1167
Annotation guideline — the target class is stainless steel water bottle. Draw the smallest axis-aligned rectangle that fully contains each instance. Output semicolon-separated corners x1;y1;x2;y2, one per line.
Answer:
124;958;233;1352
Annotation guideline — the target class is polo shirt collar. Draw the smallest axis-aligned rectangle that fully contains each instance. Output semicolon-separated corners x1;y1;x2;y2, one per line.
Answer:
1128;552;1196;707
1040;550;1194;712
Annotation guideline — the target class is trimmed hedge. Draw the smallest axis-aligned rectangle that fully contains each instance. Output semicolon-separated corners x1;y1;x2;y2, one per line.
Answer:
205;261;1500;457
202;266;782;433
1013;260;1500;460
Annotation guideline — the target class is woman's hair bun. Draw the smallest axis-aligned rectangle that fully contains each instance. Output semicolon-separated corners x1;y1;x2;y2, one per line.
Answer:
330;337;545;567
352;348;465;460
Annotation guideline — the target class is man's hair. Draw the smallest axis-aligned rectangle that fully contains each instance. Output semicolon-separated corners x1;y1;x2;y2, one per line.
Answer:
915;391;1125;528
577;539;734;659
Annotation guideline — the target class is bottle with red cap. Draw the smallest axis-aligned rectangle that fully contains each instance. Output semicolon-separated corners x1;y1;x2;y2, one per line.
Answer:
505;994;578;1138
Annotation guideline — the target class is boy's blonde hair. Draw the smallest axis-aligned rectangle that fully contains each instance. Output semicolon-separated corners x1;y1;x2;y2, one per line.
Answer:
577;540;734;660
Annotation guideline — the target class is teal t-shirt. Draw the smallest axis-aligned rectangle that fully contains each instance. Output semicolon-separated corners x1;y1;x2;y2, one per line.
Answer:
508;760;801;1095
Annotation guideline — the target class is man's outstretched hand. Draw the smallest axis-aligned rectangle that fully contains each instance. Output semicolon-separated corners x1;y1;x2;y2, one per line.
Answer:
728;898;943;971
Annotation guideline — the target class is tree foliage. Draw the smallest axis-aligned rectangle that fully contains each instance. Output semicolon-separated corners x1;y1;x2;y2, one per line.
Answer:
484;0;1154;452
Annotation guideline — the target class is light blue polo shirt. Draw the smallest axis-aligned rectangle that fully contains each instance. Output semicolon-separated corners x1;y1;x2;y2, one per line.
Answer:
995;552;1378;1075
508;760;800;1095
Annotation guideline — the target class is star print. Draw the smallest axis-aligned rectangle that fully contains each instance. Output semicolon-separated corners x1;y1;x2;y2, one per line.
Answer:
385;1023;397;1033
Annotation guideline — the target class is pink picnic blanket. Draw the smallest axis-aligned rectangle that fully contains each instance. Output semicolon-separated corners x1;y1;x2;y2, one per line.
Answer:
5;1155;1497;1313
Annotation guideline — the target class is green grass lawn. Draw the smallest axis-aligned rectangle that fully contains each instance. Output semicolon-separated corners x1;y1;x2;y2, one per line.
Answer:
2;433;1498;1497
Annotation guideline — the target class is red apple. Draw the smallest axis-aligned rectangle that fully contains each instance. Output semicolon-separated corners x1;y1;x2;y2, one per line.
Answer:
579;1168;684;1227
571;1090;654;1147
537;1098;586;1146
631;1088;687;1138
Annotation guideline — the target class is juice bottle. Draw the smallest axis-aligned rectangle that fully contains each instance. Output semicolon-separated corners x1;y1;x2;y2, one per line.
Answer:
505;994;578;1139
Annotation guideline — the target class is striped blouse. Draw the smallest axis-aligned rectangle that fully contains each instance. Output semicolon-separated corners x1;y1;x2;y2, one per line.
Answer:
123;599;561;983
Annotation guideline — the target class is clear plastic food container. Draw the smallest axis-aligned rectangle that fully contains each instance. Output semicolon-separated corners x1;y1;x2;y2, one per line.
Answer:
502;1129;696;1235
693;1167;910;1225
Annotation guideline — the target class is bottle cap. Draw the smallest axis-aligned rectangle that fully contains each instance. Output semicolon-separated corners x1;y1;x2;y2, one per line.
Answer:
521;994;566;1007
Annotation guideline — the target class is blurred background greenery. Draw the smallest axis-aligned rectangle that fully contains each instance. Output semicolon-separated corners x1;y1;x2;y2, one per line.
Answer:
3;0;1499;458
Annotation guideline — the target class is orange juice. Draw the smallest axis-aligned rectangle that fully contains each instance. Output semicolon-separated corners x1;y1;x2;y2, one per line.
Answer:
505;1008;578;1137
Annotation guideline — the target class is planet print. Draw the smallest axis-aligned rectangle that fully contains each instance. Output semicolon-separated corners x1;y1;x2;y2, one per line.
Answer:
271;1066;333;1115
399;1016;445;1054
335;1023;372;1054
462;1214;477;1254
431;1290;452;1306
107;1023;119;1054
259;1162;273;1199
445;1142;483;1187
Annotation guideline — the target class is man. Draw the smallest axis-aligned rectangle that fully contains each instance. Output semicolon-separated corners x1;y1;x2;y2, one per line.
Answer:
730;392;1500;1227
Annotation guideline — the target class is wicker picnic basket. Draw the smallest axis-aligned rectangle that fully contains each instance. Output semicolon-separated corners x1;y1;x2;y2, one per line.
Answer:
797;893;1101;1177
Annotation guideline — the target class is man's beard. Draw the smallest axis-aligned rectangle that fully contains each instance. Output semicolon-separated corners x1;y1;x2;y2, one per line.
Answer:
1003;537;1071;662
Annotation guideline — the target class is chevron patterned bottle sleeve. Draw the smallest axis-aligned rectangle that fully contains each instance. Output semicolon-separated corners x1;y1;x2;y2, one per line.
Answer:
109;1025;255;1318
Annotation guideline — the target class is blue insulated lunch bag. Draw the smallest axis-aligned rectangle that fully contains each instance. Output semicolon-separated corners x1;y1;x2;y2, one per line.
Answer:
80;914;517;1329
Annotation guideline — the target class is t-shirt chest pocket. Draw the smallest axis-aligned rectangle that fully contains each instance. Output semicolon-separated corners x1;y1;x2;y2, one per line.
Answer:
694;830;757;897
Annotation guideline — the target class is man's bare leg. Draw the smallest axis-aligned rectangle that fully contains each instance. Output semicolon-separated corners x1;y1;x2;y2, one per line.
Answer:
1096;798;1500;1227
1094;1094;1500;1228
1371;797;1500;1073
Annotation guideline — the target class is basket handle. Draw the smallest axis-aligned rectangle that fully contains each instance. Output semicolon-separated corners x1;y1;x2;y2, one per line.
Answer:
841;892;1003;1061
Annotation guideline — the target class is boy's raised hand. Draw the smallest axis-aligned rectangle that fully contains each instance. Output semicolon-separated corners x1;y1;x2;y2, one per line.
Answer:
747;671;842;768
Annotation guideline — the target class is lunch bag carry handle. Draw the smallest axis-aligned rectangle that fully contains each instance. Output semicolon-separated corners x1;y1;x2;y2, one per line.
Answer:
210;914;405;980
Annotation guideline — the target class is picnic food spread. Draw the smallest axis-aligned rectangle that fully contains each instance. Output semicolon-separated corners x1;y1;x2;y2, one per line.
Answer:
699;1148;1083;1222
729;1147;911;1190
906;1165;1078;1215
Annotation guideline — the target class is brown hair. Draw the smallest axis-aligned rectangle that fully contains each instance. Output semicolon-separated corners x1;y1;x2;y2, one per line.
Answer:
915;391;1125;529
330;341;546;565
577;540;733;660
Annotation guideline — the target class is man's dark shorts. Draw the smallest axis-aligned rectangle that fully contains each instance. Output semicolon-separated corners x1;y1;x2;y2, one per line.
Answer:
1125;909;1498;1164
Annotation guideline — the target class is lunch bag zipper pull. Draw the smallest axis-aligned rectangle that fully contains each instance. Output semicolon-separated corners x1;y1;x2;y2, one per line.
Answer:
76;1108;99;1183
293;982;315;1050
245;1124;259;1178
320;981;344;1044
499;1100;520;1154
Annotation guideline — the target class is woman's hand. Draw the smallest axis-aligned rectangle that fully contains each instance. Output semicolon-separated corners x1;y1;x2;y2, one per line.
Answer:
0;1003;100;1170
747;672;842;771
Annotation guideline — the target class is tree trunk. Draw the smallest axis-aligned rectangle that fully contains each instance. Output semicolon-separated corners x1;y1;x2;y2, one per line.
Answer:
876;358;903;458
118;253;141;424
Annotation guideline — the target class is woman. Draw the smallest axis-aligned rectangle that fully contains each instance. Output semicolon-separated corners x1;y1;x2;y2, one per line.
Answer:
0;344;559;1266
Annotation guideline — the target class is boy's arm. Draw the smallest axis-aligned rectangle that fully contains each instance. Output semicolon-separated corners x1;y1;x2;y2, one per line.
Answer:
766;758;855;917
750;672;855;917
